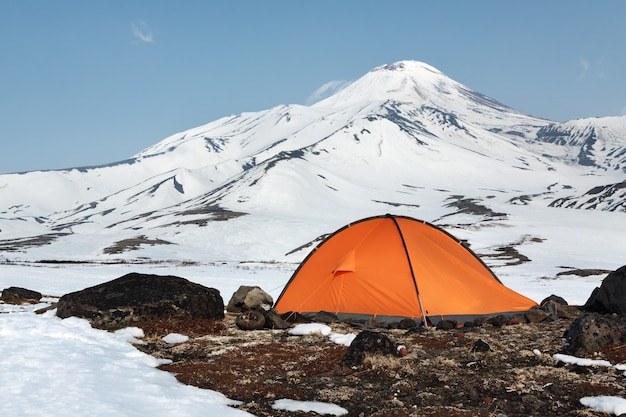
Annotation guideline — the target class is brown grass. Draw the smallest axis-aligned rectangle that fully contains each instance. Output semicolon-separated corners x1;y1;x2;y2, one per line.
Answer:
134;315;626;417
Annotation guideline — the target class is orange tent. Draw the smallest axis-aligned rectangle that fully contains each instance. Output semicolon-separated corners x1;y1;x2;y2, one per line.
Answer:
275;214;537;325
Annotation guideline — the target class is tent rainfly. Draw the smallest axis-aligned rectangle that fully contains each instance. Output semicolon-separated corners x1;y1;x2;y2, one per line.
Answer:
275;214;538;325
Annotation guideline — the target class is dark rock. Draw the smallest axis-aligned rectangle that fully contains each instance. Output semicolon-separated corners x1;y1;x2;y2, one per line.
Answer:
341;330;401;369
398;318;418;330
471;339;492;353
56;272;224;330
263;309;292;329
226;285;273;313
525;307;552;323
35;304;57;315
583;265;626;314
507;315;524;325
473;317;489;327
1;286;42;304
404;326;426;335
235;310;266;330
280;311;313;323
487;314;509;327
436;319;457;330
315;311;339;323
564;312;626;355
541;294;569;306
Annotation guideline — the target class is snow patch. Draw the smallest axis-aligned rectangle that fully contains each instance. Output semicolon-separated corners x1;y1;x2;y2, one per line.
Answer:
580;396;626;415
272;398;348;416
0;312;251;416
289;323;332;336
162;333;189;344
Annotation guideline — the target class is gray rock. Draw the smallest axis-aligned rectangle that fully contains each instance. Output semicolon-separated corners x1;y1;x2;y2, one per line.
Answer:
56;272;224;330
525;307;552;323
226;285;273;313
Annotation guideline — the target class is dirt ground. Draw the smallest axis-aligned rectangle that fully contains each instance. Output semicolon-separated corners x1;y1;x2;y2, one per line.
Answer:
136;314;626;417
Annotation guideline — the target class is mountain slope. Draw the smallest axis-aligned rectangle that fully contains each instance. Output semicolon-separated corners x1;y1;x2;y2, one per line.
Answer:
0;61;624;275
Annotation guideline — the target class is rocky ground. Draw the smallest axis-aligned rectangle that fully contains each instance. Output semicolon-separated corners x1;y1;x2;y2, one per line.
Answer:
136;314;626;417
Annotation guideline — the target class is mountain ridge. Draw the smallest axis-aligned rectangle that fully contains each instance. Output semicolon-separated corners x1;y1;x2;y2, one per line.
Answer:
1;60;624;270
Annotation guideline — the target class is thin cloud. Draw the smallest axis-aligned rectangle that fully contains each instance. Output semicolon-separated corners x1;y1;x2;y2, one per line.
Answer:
578;57;607;80
131;20;154;44
307;80;352;104
578;57;590;80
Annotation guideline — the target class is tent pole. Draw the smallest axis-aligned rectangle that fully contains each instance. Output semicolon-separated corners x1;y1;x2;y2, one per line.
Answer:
416;293;428;328
387;214;429;328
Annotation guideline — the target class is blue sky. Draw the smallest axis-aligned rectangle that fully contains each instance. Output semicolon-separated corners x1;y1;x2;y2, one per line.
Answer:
1;1;625;174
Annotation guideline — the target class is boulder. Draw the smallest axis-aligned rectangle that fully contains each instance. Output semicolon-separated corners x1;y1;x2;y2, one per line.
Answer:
487;314;509;327
525;307;553;323
315;311;339;324
226;285;273;313
436;319;457;330
583;265;626;314
1;286;42;304
564;313;626;355
56;272;224;330
263;309;292;329
542;300;581;320
398;318;418;330
541;294;569;306
341;330;403;369
235;308;292;330
235;310;266;330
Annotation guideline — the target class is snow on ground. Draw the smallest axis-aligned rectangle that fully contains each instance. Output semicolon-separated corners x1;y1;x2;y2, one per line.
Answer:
580;396;626;415
0;262;343;417
289;323;357;347
0;308;252;417
272;399;348;416
553;353;626;376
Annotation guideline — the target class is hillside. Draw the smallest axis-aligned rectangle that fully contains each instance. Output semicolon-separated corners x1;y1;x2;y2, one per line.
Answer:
0;61;624;282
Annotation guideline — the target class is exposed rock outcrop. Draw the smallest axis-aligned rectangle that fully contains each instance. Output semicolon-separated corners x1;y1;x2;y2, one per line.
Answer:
56;272;224;330
0;286;42;304
583;265;626;314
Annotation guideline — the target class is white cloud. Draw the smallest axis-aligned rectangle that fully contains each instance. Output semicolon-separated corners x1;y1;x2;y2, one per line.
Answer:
307;80;352;104
578;57;607;80
131;20;154;44
578;57;590;80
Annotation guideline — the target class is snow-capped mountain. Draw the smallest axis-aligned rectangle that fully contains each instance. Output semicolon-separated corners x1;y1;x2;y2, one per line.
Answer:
0;61;624;275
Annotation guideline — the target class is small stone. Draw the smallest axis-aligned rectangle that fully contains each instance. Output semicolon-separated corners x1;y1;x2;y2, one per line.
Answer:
471;339;492;353
235;310;266;330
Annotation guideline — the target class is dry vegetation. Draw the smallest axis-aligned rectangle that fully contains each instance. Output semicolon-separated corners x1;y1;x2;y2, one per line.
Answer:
136;314;626;417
